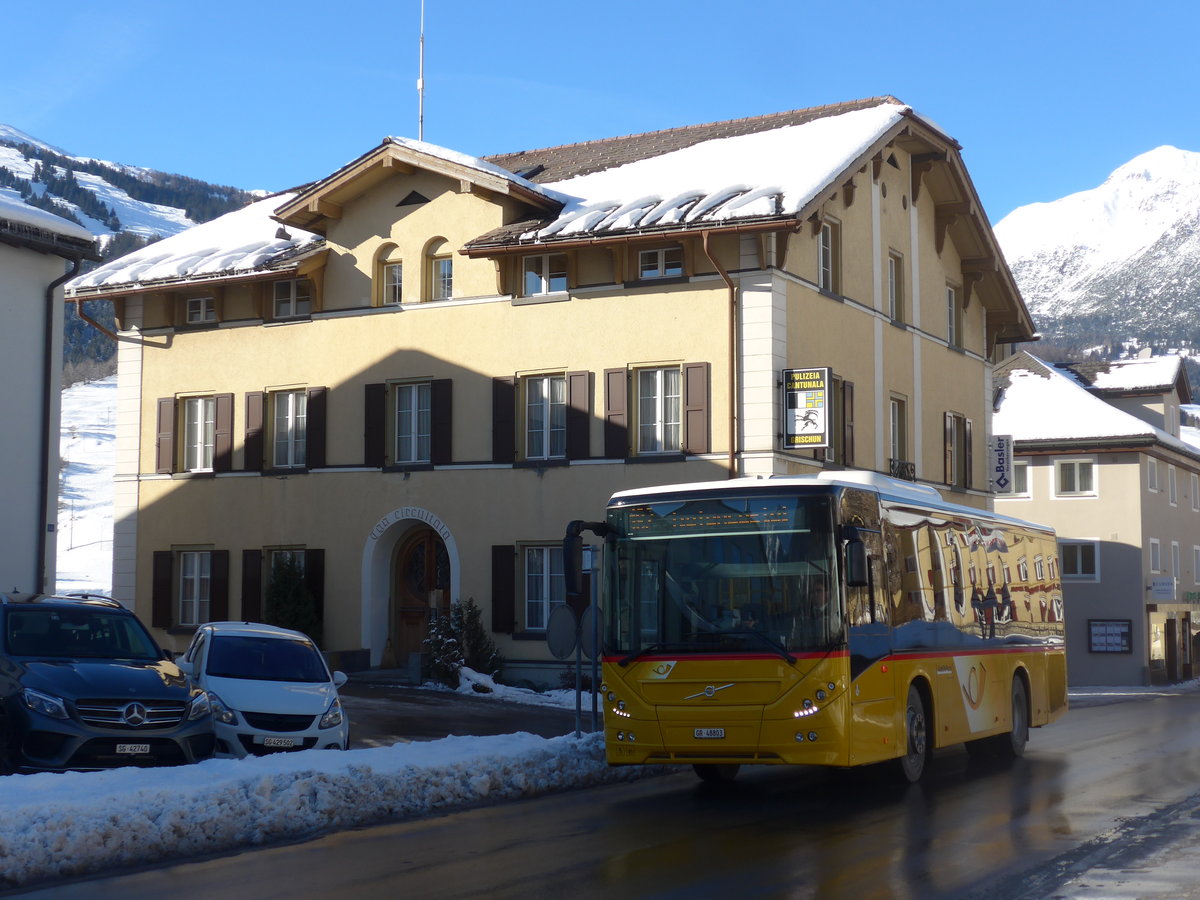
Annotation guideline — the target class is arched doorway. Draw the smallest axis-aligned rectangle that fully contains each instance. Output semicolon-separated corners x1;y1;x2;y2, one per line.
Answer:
390;526;451;670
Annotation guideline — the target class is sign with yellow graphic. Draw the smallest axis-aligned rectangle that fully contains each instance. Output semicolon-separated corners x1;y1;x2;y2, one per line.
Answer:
782;367;830;449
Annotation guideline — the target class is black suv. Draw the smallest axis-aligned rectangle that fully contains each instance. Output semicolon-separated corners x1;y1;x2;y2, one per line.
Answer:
0;593;215;772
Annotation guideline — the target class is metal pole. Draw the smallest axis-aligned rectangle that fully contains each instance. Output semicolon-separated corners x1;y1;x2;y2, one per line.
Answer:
574;633;582;739
417;0;425;141
590;550;600;732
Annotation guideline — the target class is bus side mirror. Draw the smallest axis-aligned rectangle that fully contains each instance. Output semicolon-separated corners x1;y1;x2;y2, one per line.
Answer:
563;532;584;595
845;539;869;587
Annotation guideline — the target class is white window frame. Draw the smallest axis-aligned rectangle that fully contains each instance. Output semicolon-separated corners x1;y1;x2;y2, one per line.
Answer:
383;262;403;305
394;382;431;464
1151;538;1162;574
524;545;564;632
1192;473;1199;511
178;550;211;628
636;366;682;454
1012;459;1031;498
183;396;215;472
1172;541;1181;580
887;251;903;320
1148;458;1159;492
638;246;684;280
818;219;840;293
1169;465;1178;506
523;253;568;296
269;548;305;577
1054;457;1096;498
1193;545;1200;585
273;279;312;319
186;296;215;324
429;256;453;300
889;396;908;463
1060;540;1099;581
524;374;566;460
272;390;307;469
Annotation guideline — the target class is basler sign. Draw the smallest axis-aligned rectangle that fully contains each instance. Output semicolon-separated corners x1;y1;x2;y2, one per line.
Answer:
990;434;1014;494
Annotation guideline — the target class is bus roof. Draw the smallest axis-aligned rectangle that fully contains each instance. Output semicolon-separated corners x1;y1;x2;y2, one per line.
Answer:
608;471;1054;535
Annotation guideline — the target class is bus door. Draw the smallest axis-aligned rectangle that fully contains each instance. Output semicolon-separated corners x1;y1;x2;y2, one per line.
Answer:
846;523;895;766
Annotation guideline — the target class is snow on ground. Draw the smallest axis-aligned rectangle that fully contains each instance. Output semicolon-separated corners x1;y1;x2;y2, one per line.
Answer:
56;375;116;596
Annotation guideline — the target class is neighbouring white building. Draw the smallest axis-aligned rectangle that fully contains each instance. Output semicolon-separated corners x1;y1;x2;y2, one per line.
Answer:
0;194;97;593
995;351;1200;685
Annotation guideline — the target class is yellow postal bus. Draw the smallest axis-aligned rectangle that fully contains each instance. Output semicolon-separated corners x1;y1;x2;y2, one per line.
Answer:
566;472;1067;782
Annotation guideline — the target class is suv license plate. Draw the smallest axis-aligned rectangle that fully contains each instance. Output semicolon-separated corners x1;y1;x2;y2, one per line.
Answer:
262;737;297;748
116;743;150;754
694;728;725;739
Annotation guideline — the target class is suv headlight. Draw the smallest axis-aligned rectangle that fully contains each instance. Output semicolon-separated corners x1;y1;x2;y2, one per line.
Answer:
319;698;344;730
188;691;213;721
203;691;236;725
22;687;69;720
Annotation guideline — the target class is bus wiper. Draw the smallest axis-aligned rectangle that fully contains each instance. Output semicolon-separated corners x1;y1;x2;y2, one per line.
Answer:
618;642;670;667
732;629;796;664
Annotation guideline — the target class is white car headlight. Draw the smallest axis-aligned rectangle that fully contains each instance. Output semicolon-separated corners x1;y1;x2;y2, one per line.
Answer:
204;691;237;725
319;697;344;730
22;687;69;720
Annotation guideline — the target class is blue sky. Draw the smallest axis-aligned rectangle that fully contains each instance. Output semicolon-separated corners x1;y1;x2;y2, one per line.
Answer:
4;1;1196;224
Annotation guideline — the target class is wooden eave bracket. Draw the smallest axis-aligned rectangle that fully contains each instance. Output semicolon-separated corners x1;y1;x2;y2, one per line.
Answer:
934;201;972;255
307;197;342;220
842;177;856;208
909;152;946;204
960;257;997;308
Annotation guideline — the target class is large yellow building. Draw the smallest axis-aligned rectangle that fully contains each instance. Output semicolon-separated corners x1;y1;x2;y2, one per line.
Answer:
66;97;1035;684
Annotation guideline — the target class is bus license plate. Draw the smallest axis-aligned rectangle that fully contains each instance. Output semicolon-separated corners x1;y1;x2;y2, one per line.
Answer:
116;743;150;755
262;737;297;748
694;728;725;739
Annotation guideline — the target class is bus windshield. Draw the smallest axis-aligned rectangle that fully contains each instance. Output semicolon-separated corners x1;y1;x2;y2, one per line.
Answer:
605;494;839;658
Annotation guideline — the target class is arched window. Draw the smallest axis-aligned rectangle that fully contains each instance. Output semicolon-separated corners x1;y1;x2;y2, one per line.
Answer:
376;243;403;306
425;238;453;301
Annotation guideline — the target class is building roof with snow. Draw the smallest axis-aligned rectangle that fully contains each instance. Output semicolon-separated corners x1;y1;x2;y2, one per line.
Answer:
0;192;98;260
1055;356;1190;401
995;352;1200;458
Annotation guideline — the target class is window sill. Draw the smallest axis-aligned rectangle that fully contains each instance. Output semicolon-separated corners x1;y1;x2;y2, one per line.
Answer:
382;463;435;473
514;458;569;470
626;275;689;289
627;453;687;465
513;291;570;306
262;467;309;477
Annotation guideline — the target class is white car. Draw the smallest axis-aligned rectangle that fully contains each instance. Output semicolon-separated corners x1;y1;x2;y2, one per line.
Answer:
176;622;349;758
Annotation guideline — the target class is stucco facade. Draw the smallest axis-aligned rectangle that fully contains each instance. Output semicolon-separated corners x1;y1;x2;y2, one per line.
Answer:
68;98;1035;685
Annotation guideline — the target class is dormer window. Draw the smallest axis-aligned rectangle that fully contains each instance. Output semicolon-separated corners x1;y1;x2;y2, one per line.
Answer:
638;247;683;280
273;279;312;319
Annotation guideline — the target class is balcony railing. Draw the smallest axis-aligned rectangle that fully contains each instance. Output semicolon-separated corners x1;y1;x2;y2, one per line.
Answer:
888;458;916;482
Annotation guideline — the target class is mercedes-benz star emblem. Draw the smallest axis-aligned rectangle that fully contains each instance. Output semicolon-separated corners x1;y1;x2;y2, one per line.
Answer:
121;702;148;726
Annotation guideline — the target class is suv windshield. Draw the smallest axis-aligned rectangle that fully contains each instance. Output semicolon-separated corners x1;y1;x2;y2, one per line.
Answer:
4;608;161;660
206;635;328;683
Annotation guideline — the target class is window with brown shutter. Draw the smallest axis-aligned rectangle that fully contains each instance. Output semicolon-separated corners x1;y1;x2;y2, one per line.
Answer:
566;370;590;460
492;377;516;464
155;398;176;475
430;379;452;466
245;393;264;472
214;394;234;472
241;549;263;621
364;383;385;467
682;362;710;455
152;550;173;628
491;545;516;633
603;368;628;459
307;387;327;469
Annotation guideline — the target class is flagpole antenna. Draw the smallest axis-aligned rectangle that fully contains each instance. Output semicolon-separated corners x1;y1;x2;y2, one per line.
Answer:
417;0;426;141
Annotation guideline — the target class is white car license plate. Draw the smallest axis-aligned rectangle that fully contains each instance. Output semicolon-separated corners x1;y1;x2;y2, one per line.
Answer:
694;728;725;739
116;743;150;754
262;736;297;748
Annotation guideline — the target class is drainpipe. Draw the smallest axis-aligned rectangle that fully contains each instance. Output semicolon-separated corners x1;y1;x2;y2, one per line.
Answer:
702;231;738;477
39;257;84;594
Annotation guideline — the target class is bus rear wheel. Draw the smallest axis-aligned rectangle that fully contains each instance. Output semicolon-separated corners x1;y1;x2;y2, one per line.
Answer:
991;677;1029;759
693;763;740;783
898;684;929;783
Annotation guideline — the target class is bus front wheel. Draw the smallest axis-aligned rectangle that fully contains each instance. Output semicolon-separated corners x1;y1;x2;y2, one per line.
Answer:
898;684;929;783
693;763;740;783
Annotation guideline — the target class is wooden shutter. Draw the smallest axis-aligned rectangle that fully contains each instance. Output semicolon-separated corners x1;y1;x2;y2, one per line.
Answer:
944;413;955;484
492;377;515;464
491;545;516;633
244;392;264;472
152;550;173;629
307;387;328;469
155;398;176;474
241;549;263;622
305;548;326;627
603;368;628;459
566;370;591;460
682;362;710;455
842;381;855;466
430;379;452;466
214;393;234;473
965;418;974;490
210;549;230;621
364;383;386;467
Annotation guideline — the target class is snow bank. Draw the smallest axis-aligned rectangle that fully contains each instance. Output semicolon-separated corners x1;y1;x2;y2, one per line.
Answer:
0;731;657;889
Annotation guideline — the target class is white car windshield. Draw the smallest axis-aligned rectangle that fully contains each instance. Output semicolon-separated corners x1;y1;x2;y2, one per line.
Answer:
206;635;328;682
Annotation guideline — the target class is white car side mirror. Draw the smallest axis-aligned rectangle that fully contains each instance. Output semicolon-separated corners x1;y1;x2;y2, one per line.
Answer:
333;671;348;687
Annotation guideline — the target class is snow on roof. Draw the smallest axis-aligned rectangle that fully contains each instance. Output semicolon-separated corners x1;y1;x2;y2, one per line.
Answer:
531;102;907;239
66;194;320;291
384;136;568;204
1058;356;1183;393
0;191;95;243
995;361;1158;443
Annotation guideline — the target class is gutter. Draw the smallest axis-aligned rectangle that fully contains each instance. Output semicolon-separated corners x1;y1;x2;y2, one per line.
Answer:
701;230;738;477
39;257;84;593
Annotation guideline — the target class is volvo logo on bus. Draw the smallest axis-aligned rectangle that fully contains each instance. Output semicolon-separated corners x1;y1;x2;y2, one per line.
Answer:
685;683;734;700
121;702;149;726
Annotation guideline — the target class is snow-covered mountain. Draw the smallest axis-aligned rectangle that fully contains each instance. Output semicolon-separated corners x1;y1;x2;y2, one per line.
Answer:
995;146;1200;349
0;123;254;252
